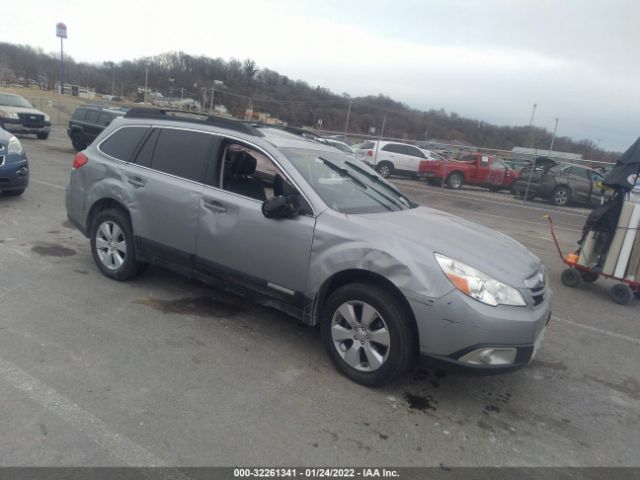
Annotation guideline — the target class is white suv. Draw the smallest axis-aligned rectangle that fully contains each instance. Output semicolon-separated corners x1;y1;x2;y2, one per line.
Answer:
355;140;429;178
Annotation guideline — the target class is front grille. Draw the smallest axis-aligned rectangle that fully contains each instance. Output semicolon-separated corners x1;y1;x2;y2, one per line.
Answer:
525;265;547;307
18;113;45;127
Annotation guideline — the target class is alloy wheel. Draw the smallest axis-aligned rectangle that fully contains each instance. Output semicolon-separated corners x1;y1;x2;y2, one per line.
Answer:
554;188;569;205
330;300;391;372
378;165;390;177
95;221;127;271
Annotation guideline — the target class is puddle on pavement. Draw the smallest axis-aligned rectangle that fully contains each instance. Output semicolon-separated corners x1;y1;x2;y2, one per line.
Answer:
31;243;76;257
403;392;438;411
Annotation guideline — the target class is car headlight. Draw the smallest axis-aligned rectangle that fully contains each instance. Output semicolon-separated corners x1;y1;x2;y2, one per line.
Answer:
3;111;19;120
43;113;50;122
434;253;526;307
8;136;24;155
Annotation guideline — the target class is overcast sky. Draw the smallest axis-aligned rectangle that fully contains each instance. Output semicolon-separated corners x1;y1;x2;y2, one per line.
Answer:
4;0;639;151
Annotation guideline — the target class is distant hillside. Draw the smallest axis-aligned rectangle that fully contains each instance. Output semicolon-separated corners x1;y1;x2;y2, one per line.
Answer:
0;42;617;162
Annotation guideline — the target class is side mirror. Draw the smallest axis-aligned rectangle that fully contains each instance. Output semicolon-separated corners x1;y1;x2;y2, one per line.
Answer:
262;195;299;219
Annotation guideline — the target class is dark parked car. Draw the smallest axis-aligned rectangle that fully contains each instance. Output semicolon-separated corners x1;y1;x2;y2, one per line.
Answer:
512;160;608;207
67;105;124;151
0;128;29;196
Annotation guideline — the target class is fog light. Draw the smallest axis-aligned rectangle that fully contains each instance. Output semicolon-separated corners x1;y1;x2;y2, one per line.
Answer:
16;166;28;176
459;347;517;365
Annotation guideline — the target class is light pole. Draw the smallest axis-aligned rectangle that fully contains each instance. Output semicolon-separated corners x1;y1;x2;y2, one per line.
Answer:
549;117;559;152
56;23;67;95
209;80;223;114
344;99;353;138
523;103;538;203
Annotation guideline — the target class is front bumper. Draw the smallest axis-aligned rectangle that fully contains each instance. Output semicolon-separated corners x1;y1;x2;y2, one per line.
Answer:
408;286;552;374
0;158;29;191
3;118;51;135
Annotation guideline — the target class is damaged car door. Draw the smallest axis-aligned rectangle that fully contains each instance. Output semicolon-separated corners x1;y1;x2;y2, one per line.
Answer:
195;139;316;309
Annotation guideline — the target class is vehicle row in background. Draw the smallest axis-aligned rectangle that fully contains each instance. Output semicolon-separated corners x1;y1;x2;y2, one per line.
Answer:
67;104;125;151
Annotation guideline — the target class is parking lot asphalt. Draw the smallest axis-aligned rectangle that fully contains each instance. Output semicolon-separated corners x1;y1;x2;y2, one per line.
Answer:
1;127;639;467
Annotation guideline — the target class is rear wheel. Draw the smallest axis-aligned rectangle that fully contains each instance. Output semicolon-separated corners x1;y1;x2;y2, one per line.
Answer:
446;172;464;190
90;208;146;281
580;271;599;283
375;161;393;178
552;185;571;206
561;268;582;288
321;283;415;387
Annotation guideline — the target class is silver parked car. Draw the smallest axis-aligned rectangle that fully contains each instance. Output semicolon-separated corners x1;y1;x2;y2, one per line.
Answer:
65;109;551;386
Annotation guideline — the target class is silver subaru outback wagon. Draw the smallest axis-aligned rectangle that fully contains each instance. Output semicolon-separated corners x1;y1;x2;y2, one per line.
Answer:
65;109;551;386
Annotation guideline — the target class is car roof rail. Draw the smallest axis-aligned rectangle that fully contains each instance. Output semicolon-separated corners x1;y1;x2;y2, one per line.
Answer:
124;108;263;137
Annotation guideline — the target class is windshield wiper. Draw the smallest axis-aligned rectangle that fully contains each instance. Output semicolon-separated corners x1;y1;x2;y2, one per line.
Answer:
318;157;396;211
344;160;416;208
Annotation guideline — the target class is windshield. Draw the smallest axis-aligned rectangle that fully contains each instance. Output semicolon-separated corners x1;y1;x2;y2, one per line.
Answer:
282;148;417;214
0;93;33;108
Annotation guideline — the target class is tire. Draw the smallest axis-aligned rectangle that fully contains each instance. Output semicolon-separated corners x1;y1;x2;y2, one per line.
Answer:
37;132;49;140
375;162;393;178
560;268;582;288
610;283;633;305
580;271;599;283
446;172;464;190
552;185;571;206
90;208;146;281
320;283;416;387
71;133;86;151
2;189;26;196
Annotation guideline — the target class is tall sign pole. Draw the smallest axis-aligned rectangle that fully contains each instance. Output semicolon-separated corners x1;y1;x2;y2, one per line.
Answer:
56;23;67;95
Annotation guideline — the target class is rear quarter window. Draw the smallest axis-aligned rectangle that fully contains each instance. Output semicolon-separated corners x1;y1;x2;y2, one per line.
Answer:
99;127;150;162
71;108;87;121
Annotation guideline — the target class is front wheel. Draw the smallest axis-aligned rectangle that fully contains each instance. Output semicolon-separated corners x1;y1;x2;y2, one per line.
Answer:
552;186;571;206
90;208;146;281
561;268;582;288
610;283;633;305
321;283;416;387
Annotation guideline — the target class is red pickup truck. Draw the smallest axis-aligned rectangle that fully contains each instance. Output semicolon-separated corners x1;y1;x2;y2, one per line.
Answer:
419;153;519;191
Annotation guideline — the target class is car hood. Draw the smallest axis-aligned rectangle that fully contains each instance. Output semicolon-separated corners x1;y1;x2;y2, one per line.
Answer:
0;105;46;116
357;206;541;287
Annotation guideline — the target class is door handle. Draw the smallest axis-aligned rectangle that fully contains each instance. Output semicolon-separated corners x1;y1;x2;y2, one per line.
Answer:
203;199;227;213
127;176;146;188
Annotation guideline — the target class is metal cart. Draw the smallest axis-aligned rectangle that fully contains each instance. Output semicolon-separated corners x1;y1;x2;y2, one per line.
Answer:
546;215;640;305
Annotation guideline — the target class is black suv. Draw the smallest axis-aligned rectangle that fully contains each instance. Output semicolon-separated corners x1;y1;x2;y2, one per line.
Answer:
67;105;125;151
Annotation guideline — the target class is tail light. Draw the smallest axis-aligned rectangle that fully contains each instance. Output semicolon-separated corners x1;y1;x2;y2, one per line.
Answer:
73;152;88;169
419;160;429;172
367;150;373;157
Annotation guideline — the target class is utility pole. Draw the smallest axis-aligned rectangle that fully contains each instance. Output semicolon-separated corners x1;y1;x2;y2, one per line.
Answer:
144;66;148;104
181;87;184;100
56;23;67;95
523;103;538;203
549;117;559;152
209;84;214;113
344;99;352;138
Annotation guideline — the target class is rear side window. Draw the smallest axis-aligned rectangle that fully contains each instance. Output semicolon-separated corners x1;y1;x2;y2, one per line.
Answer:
100;127;150;162
360;141;375;149
71;108;86;121
85;109;99;124
403;145;424;157
150;129;214;182
381;143;403;154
